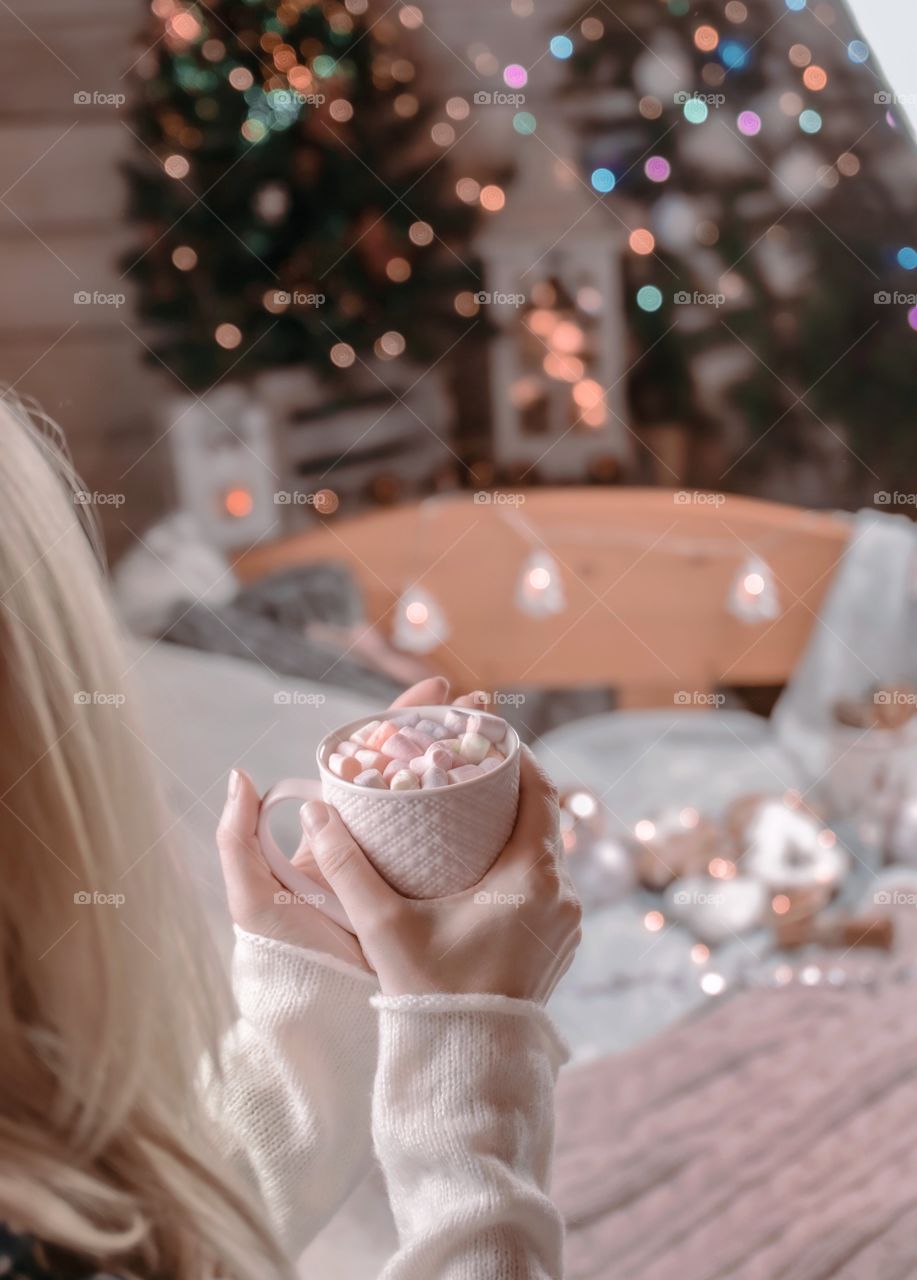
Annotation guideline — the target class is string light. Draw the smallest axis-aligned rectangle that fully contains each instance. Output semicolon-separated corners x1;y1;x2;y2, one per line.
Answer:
480;185;505;212
215;323;242;349
172;245;197;270
386;257;411;282
224;488;253;517
636;286;663;312
504;64;528;88
549;35;573;59
645;155;671;182
629;228;655;254
164;154;190;179
392;587;449;654
694;25;718;52
802;64;827;90
590;167;615;193
330;343;355;368
516;550;566;617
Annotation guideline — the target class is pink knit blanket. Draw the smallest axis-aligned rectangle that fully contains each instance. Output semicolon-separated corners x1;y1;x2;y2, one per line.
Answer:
554;973;917;1279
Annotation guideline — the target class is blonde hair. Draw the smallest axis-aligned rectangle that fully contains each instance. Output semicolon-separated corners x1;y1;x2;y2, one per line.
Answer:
0;396;289;1279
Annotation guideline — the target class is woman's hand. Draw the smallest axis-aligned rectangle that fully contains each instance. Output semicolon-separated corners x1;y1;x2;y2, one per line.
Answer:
301;749;582;1003
215;675;457;971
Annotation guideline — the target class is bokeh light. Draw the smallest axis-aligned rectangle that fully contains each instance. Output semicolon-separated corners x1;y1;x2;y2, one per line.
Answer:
330;343;356;368
215;323;242;349
224;488;253;518
549;35;574;59
164;154;190;179
386;257;411;282
480;184;505;211
503;63;528;88
737;110;761;136
409;221;433;246
636;285;663;312
639;96;663;119
172;244;197;270
720;41;747;69
725;1;747;19
694;25;718;52
837;151;860;176
799;108;822;134
803;64;827;91
908;307;917;332
785;0;806;9
683;98;708;124
513;111;537;135
898;247;917;270
629;227;655;254
581;17;603;39
456;177;481;203
847;40;869;63
645;155;671;182
590;167;615;192
789;43;811;67
446;97;469;120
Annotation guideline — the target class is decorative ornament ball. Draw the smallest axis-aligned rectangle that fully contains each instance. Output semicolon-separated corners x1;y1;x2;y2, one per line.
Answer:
569;835;636;908
667;874;766;944
731;795;847;892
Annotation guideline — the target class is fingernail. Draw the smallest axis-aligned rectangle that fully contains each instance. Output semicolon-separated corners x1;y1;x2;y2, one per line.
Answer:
301;800;329;837
228;768;241;800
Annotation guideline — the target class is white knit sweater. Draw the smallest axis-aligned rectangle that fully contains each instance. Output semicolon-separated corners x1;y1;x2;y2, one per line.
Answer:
207;927;568;1278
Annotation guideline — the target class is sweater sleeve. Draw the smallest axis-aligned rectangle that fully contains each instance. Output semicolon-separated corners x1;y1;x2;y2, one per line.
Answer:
371;992;569;1279
203;926;378;1260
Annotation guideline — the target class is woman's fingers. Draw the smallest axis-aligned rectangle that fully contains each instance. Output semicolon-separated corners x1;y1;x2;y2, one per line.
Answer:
303;800;400;928
389;675;450;709
217;768;275;917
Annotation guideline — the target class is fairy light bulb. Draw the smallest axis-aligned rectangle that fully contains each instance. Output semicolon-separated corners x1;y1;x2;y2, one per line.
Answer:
393;587;449;654
516;550;565;618
224;488;253;518
728;556;780;623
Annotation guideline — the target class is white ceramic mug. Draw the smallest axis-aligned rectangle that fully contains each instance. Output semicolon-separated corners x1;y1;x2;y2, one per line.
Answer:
257;705;521;931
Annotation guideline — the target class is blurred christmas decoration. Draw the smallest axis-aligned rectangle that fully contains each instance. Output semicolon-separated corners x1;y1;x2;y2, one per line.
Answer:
515;548;567;618
392;585;449;654
728;555;780;623
124;0;482;390
557;0;917;492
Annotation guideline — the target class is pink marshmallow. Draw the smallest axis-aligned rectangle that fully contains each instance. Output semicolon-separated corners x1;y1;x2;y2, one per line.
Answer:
403;728;436;751
408;756;429;776
367;719;399;750
381;731;420;762
422;767;449;789
425;744;454;773
354;768;385;789
353;719;381;744
414;718;449;740
336;739;361;757
391;712;419;727
457;731;490;764
329;752;361;781
468;713;507;745
390;769;420;791
448;763;483;784
355;748;388;772
479;756;502;774
383;758;404;782
444;708;470;734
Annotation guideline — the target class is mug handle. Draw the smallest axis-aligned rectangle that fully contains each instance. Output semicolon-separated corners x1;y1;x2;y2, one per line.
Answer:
257;778;353;933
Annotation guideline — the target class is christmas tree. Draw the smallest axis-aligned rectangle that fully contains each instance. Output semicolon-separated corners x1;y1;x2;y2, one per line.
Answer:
556;0;917;496
124;0;480;391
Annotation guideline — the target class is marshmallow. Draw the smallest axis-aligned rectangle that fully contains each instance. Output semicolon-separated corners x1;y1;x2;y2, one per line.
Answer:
329;752;361;781
408;755;428;776
468;713;507;745
458;732;490;765
353;719;381;744
390;712;419;727
448;764;483;784
425;744;455;773
355;748;389;772
478;756;502;774
404;728;436;751
414;718;449;740
443;708;470;734
367;719;400;750
336;739;361;757
383;758;405;782
390;769;420;791
354;768;385;788
381;731;420;762
422;767;449;789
